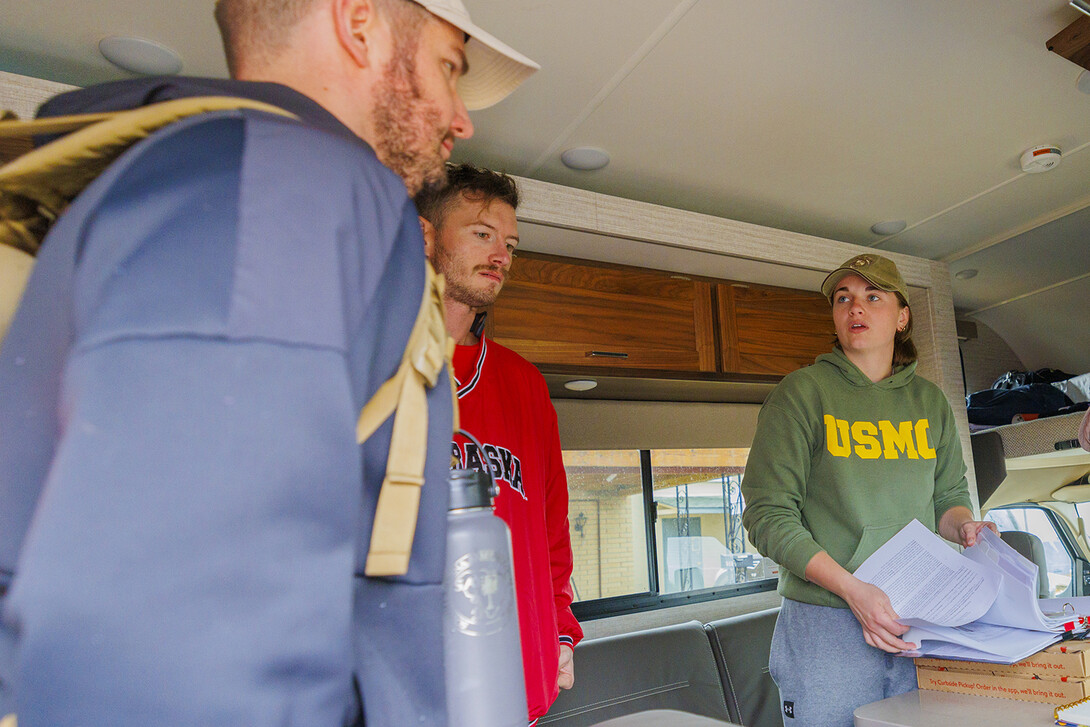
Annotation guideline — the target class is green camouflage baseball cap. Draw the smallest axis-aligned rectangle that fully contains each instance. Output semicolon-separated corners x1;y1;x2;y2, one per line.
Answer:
820;253;907;302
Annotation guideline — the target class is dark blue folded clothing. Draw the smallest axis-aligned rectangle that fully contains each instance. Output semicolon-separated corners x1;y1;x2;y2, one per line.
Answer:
967;383;1074;425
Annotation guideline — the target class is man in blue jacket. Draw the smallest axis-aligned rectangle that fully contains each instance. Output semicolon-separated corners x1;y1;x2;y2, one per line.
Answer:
0;1;536;725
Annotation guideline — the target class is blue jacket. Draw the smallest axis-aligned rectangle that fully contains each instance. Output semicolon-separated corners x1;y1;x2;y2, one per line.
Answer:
0;78;452;726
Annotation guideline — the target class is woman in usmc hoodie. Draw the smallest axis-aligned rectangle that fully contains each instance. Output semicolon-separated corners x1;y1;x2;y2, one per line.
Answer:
741;253;996;727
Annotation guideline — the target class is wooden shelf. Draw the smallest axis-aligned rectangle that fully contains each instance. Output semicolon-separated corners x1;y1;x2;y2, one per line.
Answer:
541;368;778;404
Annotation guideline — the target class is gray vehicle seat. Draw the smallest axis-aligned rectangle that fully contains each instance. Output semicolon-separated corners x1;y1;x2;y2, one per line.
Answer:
540;621;734;726
999;530;1050;598
704;609;781;727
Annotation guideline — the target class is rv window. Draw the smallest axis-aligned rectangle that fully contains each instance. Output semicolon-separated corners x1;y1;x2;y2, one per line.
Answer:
985;506;1074;598
563;447;777;617
564;449;650;601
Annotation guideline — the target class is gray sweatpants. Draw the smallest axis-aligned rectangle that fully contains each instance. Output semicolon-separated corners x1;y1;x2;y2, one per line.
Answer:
768;598;916;727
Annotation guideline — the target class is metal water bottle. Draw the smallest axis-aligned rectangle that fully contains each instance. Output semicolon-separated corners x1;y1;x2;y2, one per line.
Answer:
444;466;527;726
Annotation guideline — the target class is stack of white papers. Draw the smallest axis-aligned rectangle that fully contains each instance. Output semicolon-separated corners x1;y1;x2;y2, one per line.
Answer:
854;520;1086;663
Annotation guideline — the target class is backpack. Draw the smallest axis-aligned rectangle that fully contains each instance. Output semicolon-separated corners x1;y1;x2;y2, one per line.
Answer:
0;96;296;342
966;384;1074;425
0;97;452;579
991;368;1075;390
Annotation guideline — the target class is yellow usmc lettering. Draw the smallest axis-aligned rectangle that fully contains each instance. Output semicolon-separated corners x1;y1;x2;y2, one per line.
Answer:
823;415;937;460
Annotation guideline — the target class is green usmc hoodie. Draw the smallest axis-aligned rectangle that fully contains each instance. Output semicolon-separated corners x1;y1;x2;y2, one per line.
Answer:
740;347;971;609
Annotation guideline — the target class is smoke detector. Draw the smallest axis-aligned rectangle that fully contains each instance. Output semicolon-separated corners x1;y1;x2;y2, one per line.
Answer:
1020;145;1062;173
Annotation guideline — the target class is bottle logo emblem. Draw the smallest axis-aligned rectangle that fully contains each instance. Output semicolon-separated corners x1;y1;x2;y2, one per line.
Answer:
451;549;513;636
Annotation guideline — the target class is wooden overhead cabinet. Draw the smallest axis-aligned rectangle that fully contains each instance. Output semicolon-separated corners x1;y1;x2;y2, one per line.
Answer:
488;253;717;373
488;252;833;379
717;282;832;377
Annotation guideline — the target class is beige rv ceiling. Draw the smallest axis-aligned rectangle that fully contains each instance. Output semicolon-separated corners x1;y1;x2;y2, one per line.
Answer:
1;1;1089;372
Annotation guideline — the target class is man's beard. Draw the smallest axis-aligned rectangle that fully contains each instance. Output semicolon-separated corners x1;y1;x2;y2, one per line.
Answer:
372;41;448;196
433;244;502;309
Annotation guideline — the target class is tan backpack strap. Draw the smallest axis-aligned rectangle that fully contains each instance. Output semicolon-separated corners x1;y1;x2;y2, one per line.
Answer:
0;96;297;256
0;244;34;350
0;111;122;138
358;265;454;576
0;712;15;727
448;336;459;432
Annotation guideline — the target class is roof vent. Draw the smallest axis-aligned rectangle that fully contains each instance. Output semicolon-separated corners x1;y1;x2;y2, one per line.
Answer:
1019;145;1062;173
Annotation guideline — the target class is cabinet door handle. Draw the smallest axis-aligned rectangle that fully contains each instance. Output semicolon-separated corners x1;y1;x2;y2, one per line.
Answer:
586;350;629;359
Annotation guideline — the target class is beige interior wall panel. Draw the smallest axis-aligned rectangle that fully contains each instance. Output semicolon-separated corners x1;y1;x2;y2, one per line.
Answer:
0;71;75;120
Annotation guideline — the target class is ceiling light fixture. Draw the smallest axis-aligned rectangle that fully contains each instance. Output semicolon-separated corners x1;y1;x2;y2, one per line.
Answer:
870;220;907;236
560;147;610;171
954;269;978;280
563;379;598;392
1078;70;1090;95
1071;0;1090;16
99;36;183;76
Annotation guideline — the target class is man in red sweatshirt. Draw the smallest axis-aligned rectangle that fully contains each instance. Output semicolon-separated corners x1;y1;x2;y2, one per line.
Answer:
416;164;583;724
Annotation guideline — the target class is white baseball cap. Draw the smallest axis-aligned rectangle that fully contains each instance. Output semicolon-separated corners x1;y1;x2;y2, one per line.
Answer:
413;0;539;110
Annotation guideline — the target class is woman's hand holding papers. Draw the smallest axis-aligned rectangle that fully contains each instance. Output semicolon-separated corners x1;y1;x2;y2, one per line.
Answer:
958;520;999;547
805;550;915;654
842;578;916;654
939;506;999;547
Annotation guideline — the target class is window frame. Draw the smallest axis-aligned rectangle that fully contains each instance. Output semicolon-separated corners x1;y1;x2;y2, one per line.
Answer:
568;448;776;622
984;503;1085;598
